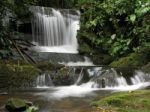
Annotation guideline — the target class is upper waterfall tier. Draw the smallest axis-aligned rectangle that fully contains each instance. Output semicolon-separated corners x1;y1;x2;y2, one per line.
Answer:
30;6;80;53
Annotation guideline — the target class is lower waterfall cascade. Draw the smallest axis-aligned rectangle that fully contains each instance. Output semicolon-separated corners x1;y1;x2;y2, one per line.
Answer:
35;67;150;98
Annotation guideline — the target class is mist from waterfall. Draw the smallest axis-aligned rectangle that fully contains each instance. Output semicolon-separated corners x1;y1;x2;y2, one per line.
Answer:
30;6;80;53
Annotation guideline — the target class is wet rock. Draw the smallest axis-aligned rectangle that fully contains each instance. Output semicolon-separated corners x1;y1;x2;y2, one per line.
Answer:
26;101;33;106
5;98;27;112
5;98;38;112
0;92;7;95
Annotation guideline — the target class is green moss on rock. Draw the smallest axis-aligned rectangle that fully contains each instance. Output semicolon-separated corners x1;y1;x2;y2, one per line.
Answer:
110;53;141;67
91;54;113;65
142;62;150;73
5;98;28;111
5;98;38;112
51;67;73;85
91;90;150;112
78;43;95;55
0;64;40;89
36;61;64;71
110;48;150;68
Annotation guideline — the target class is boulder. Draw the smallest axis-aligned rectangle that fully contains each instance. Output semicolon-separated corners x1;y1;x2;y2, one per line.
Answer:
5;98;38;112
5;98;27;112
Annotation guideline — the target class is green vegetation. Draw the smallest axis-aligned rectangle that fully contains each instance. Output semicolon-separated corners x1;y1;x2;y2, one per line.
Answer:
91;90;150;112
0;63;40;88
36;61;64;71
110;48;150;68
0;0;149;65
77;0;150;58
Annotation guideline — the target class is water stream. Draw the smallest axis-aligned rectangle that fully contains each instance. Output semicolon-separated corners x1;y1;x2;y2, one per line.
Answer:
0;6;150;112
0;67;150;112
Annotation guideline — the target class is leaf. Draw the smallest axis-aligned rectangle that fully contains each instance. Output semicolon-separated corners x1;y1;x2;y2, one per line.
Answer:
136;7;150;17
129;14;136;23
111;34;116;40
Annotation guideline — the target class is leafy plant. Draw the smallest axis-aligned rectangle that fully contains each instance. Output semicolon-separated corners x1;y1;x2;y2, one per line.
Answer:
78;0;150;57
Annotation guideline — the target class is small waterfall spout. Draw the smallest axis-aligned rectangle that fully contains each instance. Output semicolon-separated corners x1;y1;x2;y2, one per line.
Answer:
30;6;80;53
36;73;53;88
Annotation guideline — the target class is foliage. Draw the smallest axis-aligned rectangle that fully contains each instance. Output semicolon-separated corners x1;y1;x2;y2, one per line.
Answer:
78;0;150;57
37;0;77;8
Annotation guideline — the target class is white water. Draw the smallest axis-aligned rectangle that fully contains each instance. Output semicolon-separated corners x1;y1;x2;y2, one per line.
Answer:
59;57;94;66
30;6;80;53
35;69;150;99
36;73;53;88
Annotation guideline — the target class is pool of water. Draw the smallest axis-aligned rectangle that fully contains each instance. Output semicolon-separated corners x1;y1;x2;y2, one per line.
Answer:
0;88;112;112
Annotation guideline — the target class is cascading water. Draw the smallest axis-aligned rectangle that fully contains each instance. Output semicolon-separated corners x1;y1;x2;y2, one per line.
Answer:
30;6;80;53
35;67;150;99
29;6;150;100
36;73;53;88
29;6;94;65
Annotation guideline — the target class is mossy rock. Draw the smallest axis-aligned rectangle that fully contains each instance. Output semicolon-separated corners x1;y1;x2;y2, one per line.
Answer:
5;98;28;112
78;43;95;55
110;53;142;68
142;62;150;73
0;63;40;89
58;67;69;75
36;61;64;71
51;67;73;85
91;90;150;112
91;54;113;65
109;48;150;68
5;98;38;112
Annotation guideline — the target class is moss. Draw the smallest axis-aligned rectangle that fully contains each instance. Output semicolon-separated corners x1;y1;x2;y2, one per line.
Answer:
36;61;64;71
58;67;69;75
91;54;113;65
78;43;95;55
91;90;150;112
142;62;150;73
109;48;150;68
0;63;40;89
5;98;28;111
110;53;140;67
51;67;73;85
5;98;38;112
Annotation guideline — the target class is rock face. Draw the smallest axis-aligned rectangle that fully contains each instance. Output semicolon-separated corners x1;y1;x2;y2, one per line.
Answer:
5;98;38;112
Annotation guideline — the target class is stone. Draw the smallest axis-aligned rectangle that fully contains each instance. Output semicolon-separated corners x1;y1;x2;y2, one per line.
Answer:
5;98;28;112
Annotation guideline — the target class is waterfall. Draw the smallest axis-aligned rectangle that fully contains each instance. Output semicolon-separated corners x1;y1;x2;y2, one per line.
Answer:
36;73;53;88
34;67;150;99
30;6;80;53
35;67;150;90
